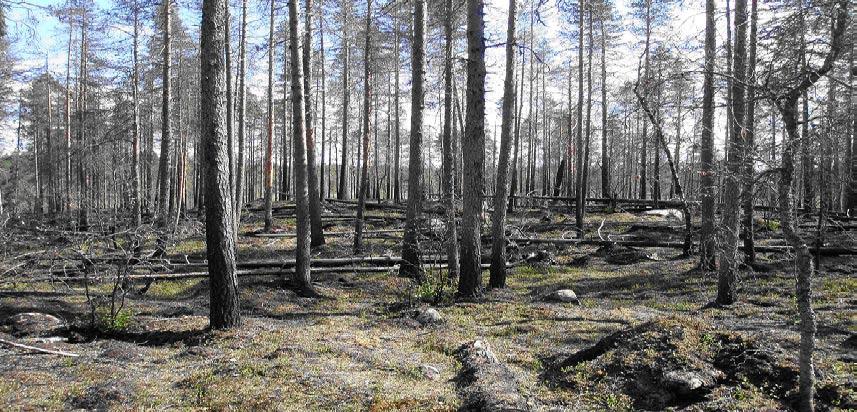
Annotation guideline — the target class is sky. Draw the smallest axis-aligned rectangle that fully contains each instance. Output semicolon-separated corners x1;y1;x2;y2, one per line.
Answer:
0;0;721;156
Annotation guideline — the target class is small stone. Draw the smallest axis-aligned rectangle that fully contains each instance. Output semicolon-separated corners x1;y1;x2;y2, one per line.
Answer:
544;289;579;304
420;364;441;380
6;312;66;337
414;307;444;325
663;371;705;394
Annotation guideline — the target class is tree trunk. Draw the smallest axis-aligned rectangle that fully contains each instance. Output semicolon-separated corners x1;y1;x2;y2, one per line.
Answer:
457;0;486;298
717;0;747;306
741;0;758;265
354;0;372;254
393;11;401;204
304;0;325;247
489;0;517;289
338;2;350;200
130;1;141;227
442;0;461;283
400;0;426;280
574;0;585;237
287;0;317;297
201;0;240;329
600;12;609;198
263;0;275;232
700;0;716;270
234;0;247;229
157;0;171;228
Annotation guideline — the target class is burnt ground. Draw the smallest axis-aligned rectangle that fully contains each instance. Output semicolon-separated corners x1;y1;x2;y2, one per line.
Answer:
0;202;855;411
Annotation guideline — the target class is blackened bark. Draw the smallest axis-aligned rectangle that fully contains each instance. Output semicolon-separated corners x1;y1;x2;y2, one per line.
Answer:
263;0;275;232
304;0;325;247
699;0;716;270
457;0;486;298
288;0;317;296
158;0;172;228
489;0;516;289
443;0;460;282
400;0;426;280
354;0;372;254
717;0;747;306
201;0;240;329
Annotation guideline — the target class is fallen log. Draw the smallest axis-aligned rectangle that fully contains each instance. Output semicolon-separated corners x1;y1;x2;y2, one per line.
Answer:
245;229;404;238
12;263;506;283
0;338;80;357
510;237;857;256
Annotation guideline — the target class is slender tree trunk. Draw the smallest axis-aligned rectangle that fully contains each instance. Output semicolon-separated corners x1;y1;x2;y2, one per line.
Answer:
393;11;401;204
717;0;747;305
320;15;327;200
400;0;426;280
131;1;141;227
78;13;89;231
263;0;275;232
741;0;758;265
287;0;317;297
600;13;609;198
574;0;585;237
700;0;717;270
354;0;372;254
234;0;247;228
158;0;172;228
303;0;325;247
489;0;517;289
64;20;73;214
457;0;486;298
338;2;350;200
442;0;460;283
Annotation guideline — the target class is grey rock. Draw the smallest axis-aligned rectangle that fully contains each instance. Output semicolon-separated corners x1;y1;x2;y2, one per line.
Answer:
414;307;443;325
544;289;579;304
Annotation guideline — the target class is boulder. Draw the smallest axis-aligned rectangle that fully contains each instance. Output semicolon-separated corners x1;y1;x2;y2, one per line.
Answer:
5;312;66;337
413;307;443;326
544;289;580;305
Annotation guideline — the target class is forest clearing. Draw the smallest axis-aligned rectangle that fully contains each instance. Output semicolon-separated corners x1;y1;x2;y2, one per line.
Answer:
1;0;857;410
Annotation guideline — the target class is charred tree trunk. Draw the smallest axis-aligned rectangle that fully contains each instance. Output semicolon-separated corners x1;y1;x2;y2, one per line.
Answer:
354;0;372;254
263;0;275;232
699;0;716;270
201;0;241;329
457;0;486;298
287;0;317;297
400;0;426;280
304;0;325;247
157;0;172;228
489;0;517;289
442;0;460;282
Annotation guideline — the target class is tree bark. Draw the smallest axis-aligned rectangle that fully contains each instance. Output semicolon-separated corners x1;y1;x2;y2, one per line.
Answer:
263;0;275;232
287;0;317;297
489;0;516;289
699;0;716;270
600;10;609;198
131;0;141;227
400;0;426;280
717;0;747;306
354;0;372;254
442;0;460;283
741;0;758;265
574;0;585;237
338;1;350;200
457;0;486;298
157;0;172;228
201;0;240;329
304;0;325;247
234;0;247;229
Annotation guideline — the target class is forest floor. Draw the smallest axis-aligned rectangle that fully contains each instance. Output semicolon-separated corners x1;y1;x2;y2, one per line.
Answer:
0;201;855;411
